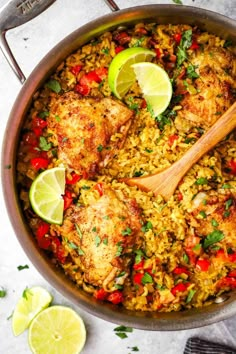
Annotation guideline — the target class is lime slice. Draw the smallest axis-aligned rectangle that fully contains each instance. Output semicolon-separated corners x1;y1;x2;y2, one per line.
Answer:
108;47;156;99
132;62;173;116
12;286;52;336
28;305;86;354
29;167;65;225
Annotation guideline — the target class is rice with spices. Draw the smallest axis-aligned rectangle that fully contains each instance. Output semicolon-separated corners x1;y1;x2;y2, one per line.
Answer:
17;22;236;312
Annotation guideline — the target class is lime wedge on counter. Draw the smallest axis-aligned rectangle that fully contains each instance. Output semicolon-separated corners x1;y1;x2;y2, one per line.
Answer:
108;47;156;99
12;286;52;336
28;305;86;354
29;167;65;225
132;62;173;116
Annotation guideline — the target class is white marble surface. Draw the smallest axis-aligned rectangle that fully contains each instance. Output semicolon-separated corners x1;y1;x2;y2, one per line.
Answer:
0;0;236;353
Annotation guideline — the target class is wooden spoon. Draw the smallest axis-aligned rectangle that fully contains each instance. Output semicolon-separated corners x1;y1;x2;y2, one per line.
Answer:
122;102;236;201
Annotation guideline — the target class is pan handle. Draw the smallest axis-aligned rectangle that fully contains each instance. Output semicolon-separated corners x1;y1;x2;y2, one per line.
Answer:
0;0;57;84
104;0;120;12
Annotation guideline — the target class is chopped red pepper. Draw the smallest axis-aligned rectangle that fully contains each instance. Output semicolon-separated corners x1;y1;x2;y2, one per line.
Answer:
171;282;190;296
140;99;147;109
135;27;148;35
155;47;162;58
228;252;236;263
196;259;210;272
190;40;199;50
32;117;47;137
94;288;108;301
168;134;178;147
107;290;124;304
63;190;73;210
94;182;104;197
30;157;49;171
173;266;189;275
228;159;236;175
70;65;82;76
177;191;183;201
173;33;182;45
114;31;131;45
217;276;236;289
74;83;90;96
36;222;51;249
115;46;125;54
133;272;143;285
228;270;236;277
23;131;38;147
133;259;144;270
94;67;108;81
66;172;82;185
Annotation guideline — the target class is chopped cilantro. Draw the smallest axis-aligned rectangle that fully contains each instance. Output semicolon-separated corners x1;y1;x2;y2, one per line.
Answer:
115;242;123;257
75;223;83;238
121;227;132;236
183;253;189;263
103;215;110;220
68;241;78;250
225;198;233;210
172;0;182;4
186;289;196;303
128;346;139;352
224;210;231;218
0;287;6;298
92;227;97;232
81;185;90;190
186;64;199;79
22;287;32;300
95;235;101;247
222;183;232;189
142;272;153;284
103;237;108;245
38;111;49;119
141;221;153;233
101;47;109;55
195;177;208;185
133;170;144;177
193;244;201;251
4;164;11;169
134;249;146;264
55;115;61;122
198;210;206;219
97;144;103;152
211;219;219;227
177;29;192;67
39;136;52;151
114;325;133;333
17;264;29;271
144;148;153;153
203;230;224;249
223;39;233;48
45;79;61;93
116;332;128;339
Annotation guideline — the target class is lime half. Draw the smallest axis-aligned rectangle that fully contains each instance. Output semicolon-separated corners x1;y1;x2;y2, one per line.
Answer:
28;305;86;354
108;47;156;99
12;287;52;336
132;62;173;116
29;167;65;225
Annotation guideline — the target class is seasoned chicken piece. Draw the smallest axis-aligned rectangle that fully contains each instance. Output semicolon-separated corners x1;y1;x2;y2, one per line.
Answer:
175;47;236;132
56;184;143;288
47;92;134;177
188;192;236;241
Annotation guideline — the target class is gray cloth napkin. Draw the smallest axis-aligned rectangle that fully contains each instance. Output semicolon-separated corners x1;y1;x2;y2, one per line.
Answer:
184;337;236;354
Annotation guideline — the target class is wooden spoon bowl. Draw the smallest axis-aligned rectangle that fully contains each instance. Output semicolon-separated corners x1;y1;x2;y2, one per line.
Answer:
122;102;236;201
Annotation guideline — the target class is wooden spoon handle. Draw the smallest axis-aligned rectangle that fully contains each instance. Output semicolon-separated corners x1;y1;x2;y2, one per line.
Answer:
172;101;236;180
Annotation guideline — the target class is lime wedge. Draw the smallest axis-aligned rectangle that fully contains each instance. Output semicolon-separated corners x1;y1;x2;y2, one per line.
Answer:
29;167;65;225
108;47;156;99
132;62;173;116
12;287;52;336
28;305;86;354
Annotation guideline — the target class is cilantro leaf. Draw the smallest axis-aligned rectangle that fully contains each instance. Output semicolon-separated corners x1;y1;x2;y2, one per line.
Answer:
46;79;61;93
17;264;29;271
142;272;153;285
114;325;133;333
203;230;224;249
186;64;199;79
39;136;52;151
172;0;183;3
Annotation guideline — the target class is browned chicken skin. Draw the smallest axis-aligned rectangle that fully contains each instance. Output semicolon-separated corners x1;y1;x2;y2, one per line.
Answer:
175;47;236;132
47;92;134;177
56;184;143;289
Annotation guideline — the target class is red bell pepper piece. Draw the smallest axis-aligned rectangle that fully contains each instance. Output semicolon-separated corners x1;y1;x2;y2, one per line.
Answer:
36;222;51;249
114;31;131;45
70;65;82;76
228;270;236;277
94;288;108;301
173;266;189;275
133;272;143;285
228;159;236;175
168;134;178;147
107;290;124;304
228;253;236;262
155;48;162;58
63;190;73;210
196;259;210;272
173;33;182;45
190;40;199;50
133;259;144;270
171;282;190;296
177;191;183;201
115;46;125;54
32;117;47;137
94;182;104;196
66;172;82;185
141;99;147;109
23;131;38;147
218;276;236;289
30;157;49;171
75;83;90;96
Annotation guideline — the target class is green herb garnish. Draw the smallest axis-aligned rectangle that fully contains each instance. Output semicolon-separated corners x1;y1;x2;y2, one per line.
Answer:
46;79;61;93
17;265;29;271
203;230;224;249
